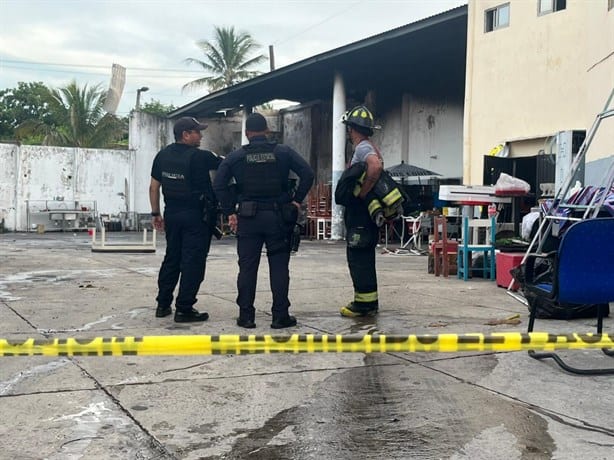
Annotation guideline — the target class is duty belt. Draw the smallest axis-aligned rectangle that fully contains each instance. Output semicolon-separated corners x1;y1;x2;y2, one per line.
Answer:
252;201;279;211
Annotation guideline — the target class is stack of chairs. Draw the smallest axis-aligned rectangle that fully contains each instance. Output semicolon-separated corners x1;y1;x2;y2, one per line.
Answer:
306;183;332;239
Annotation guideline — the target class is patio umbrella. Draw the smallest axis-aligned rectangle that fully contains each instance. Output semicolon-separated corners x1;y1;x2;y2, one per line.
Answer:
385;160;441;184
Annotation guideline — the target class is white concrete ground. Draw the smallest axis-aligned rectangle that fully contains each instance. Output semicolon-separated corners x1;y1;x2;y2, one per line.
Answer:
1;232;612;459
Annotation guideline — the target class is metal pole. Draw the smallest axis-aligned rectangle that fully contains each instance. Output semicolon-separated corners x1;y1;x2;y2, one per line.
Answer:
268;45;275;71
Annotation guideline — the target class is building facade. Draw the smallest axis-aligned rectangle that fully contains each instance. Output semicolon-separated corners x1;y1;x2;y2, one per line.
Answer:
464;0;614;185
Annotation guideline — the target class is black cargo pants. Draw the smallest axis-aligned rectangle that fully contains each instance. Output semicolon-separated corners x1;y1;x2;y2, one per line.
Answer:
236;206;292;322
156;208;212;311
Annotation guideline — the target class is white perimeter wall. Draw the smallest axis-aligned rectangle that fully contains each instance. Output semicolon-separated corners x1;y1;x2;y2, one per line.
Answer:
1;112;242;232
0;144;136;231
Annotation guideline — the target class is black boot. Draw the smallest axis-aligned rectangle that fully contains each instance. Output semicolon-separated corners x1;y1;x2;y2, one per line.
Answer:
174;308;209;323
271;315;297;329
237;317;256;328
237;307;256;328
155;305;172;318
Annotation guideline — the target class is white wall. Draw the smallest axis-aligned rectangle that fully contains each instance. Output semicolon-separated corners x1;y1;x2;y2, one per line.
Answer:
0;112;278;232
0;144;18;231
0;143;135;231
129;111;173;215
378;95;464;178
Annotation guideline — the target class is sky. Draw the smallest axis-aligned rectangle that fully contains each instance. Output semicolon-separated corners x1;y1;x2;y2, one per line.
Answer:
0;0;466;117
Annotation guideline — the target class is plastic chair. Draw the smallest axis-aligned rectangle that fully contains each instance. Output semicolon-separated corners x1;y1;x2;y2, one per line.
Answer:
457;216;496;281
316;218;331;240
431;216;457;277
401;215;426;255
524;217;614;374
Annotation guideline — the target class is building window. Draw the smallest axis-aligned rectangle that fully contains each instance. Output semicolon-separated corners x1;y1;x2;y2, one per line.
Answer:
538;0;566;15
485;3;510;32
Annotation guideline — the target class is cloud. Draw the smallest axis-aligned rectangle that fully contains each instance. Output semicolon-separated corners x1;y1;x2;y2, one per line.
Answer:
1;0;466;114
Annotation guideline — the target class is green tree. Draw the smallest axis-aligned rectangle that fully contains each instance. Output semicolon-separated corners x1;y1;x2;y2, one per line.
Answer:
183;26;267;92
138;99;177;117
0;82;58;141
15;80;124;148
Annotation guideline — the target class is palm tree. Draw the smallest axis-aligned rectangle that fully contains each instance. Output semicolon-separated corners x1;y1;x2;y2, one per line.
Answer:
183;26;267;92
16;80;124;148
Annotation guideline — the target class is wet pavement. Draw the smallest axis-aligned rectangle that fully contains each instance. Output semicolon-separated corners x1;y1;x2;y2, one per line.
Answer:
0;231;613;459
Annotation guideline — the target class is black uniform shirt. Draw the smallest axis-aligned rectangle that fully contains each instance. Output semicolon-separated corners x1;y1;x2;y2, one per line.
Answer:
213;136;314;216
151;143;222;211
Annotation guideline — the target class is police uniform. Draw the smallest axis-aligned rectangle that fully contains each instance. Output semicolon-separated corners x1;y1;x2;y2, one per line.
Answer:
213;117;314;329
151;138;221;318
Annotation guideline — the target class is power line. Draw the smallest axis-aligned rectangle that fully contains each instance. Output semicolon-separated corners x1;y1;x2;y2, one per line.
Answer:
1;63;107;77
1;63;198;80
0;58;204;73
272;0;364;46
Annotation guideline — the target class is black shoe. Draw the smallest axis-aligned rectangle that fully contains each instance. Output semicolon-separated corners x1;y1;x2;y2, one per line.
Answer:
155;306;172;318
271;315;297;329
174;308;209;323
236;317;256;329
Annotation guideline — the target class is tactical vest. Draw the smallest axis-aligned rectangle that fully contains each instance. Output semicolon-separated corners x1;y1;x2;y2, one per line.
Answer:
240;143;285;198
159;146;196;200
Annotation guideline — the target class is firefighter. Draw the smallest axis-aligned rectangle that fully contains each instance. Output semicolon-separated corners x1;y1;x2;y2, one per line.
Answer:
213;113;314;329
339;105;383;317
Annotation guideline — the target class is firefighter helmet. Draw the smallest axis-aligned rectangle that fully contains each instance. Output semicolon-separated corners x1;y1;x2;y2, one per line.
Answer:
341;105;380;131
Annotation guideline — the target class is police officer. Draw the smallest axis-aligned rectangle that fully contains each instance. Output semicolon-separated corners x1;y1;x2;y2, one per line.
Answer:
213;112;314;329
339;105;383;317
150;116;222;322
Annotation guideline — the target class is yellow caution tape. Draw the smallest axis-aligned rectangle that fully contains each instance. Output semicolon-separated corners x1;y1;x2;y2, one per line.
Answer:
1;333;613;356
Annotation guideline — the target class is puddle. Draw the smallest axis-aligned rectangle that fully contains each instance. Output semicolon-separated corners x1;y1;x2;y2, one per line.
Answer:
201;356;553;459
347;316;379;335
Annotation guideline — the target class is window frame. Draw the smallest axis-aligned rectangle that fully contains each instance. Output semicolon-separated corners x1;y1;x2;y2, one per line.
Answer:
484;2;510;33
538;0;567;16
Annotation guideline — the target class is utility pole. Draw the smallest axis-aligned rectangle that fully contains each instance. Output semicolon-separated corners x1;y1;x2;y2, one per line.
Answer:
269;45;275;71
